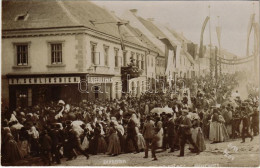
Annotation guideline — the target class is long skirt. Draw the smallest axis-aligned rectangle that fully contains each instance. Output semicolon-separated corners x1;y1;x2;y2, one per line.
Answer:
107;133;121;155
137;133;146;150
226;124;232;135
190;127;206;152
97;136;107;154
3;140;22;163
18;140;30;158
209;122;229;142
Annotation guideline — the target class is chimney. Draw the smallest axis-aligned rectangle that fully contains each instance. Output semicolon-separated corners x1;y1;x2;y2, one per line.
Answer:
130;9;138;15
147;18;154;22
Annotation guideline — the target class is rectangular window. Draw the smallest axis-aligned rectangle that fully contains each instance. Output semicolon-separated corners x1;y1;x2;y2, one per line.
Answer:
91;43;97;65
115;48;119;67
131;52;135;65
151;57;154;67
123;51;127;66
141;55;144;70
51;43;62;64
136;53;140;68
16;44;28;66
104;46;109;66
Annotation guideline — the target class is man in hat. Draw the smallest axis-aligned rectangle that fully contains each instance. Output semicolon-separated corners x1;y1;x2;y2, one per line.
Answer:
178;109;200;157
125;115;139;154
142;115;155;158
167;113;176;153
241;106;253;143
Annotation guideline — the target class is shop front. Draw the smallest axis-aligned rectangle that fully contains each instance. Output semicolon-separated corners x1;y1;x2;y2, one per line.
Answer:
7;74;86;110
84;75;113;101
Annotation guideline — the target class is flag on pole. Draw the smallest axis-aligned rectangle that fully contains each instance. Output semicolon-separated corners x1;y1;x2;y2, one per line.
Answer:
199;16;210;58
216;26;222;49
246;14;255;56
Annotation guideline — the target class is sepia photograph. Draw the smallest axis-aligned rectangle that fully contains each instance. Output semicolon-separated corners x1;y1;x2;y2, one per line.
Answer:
1;0;259;167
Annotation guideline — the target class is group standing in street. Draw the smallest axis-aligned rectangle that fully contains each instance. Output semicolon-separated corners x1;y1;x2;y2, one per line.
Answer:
1;72;259;165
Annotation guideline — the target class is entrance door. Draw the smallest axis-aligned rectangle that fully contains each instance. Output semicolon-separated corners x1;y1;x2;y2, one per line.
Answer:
105;85;111;100
94;86;99;99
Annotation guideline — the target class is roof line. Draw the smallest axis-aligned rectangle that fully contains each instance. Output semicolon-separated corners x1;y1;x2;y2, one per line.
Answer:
56;0;81;26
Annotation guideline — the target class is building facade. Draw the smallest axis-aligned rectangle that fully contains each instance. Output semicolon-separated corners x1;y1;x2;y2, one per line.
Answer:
2;1;149;110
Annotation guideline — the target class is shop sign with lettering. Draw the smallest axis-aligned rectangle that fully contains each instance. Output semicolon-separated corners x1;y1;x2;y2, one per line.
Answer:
9;77;81;85
87;77;113;83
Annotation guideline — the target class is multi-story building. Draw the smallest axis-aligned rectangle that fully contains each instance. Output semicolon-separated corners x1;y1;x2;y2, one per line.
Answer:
2;1;149;109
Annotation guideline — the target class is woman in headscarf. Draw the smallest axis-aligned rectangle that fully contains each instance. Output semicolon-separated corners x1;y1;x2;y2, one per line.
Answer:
107;122;121;156
18;127;30;158
209;109;229;143
2;133;22;164
95;120;107;154
189;117;206;152
113;120;125;153
28;125;40;156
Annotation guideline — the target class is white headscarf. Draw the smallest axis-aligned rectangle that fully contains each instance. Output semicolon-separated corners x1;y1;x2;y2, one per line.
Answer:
28;126;39;139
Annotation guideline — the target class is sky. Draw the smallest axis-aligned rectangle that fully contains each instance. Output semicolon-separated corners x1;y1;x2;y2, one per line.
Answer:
94;1;259;57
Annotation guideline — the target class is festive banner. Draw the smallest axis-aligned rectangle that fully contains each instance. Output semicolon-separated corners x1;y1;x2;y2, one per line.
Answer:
199;16;210;58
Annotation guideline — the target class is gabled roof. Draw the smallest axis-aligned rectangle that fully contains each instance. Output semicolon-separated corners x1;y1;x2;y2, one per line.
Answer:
137;17;167;39
166;27;191;43
125;24;164;56
2;0;145;47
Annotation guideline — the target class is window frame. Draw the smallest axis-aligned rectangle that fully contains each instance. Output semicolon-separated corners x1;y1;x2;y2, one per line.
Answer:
136;53;140;68
47;41;65;67
13;42;31;67
123;50;128;67
50;43;63;65
103;45;109;66
90;42;98;65
114;48;119;67
141;54;145;70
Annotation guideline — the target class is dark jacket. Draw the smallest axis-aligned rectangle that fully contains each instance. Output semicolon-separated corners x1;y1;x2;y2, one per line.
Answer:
167;118;175;136
179;116;192;135
142;120;155;139
41;134;52;151
127;119;137;136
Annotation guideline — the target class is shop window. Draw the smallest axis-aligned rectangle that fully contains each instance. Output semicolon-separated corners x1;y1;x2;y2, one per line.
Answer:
16;44;29;66
51;43;62;64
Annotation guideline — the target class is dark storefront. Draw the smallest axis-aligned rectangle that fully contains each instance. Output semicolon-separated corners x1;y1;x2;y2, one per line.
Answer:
7;73;114;110
7;74;86;110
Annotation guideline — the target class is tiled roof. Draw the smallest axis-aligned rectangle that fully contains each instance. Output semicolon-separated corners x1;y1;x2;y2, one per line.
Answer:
166;27;191;43
137;17;167;39
2;1;145;47
126;24;164;56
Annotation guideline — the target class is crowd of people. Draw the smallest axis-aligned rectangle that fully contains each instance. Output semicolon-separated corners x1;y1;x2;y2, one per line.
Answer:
1;72;259;165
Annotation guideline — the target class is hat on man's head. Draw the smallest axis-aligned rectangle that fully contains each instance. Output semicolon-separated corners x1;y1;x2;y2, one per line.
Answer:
182;109;189;113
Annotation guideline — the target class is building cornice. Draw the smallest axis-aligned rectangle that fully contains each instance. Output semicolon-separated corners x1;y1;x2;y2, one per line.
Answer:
2;26;154;53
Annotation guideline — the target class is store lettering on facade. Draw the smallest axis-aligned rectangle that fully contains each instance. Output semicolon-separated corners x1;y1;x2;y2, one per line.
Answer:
8;77;81;85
